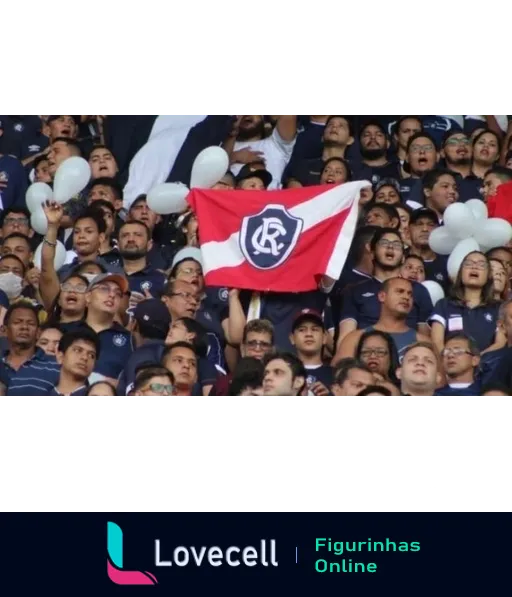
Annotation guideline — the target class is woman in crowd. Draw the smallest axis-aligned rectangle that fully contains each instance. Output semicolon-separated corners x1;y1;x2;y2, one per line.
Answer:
87;381;117;396
396;204;412;247
46;273;89;333
430;251;505;354
472;130;501;179
319;157;351;186
489;258;509;302
401;254;426;283
355;330;400;387
373;179;402;205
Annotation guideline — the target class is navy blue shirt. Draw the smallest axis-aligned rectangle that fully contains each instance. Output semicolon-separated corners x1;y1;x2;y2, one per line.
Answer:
47;385;88;396
423;255;449;290
304;364;333;389
238;290;329;351
340;278;433;330
483;346;512;388
0;154;28;210
435;382;480;396
89;323;133;379
352;160;401;186
429;298;500;352
116;340;218;395
126;264;166;297
58;257;124;280
400;177;424;206
2;349;61;396
421;116;462;146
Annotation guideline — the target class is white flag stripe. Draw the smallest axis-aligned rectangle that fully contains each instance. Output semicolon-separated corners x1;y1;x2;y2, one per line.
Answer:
200;181;369;275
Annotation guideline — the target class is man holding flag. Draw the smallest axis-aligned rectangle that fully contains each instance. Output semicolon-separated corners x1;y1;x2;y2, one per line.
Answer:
187;180;369;350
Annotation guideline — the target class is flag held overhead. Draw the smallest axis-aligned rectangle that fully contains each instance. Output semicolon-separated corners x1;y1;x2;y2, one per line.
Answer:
187;181;369;293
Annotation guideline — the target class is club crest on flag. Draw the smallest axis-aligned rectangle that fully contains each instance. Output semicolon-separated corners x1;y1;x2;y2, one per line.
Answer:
239;204;303;270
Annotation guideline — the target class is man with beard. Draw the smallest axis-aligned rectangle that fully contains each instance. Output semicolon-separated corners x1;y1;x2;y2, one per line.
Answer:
440;130;481;202
353;121;401;185
224;116;297;189
334;228;433;351
336;278;431;363
400;132;440;205
117;220;166;297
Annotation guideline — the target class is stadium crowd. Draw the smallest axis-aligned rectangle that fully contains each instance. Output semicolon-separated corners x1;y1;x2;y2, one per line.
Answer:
0;114;512;396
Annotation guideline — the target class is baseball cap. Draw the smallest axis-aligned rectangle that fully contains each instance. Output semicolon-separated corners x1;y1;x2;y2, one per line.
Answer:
88;273;129;294
134;299;171;340
236;164;272;188
171;247;203;270
409;207;439;226
292;309;324;332
374;177;401;194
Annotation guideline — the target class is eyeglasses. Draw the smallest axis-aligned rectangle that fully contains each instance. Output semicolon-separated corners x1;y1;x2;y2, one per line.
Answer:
361;348;389;358
4;217;29;226
92;284;123;299
442;348;473;358
61;283;88;293
445;138;470;146
170;292;198;302
143;383;174;394
462;259;488;270
178;268;202;276
377;240;403;251
245;340;272;349
410;144;435;154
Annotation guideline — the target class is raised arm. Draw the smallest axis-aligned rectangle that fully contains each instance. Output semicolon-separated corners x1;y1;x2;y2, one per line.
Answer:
221;289;246;346
275;116;298;142
40;201;64;311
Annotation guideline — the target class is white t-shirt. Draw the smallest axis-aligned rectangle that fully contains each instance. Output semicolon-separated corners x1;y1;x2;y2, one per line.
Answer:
232;127;296;190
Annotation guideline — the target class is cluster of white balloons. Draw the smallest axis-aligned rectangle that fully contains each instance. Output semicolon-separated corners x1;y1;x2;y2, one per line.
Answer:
429;200;512;281
26;157;92;234
146;146;229;215
25;156;92;270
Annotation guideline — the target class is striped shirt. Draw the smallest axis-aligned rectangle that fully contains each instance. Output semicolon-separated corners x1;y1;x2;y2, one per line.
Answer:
5;349;61;396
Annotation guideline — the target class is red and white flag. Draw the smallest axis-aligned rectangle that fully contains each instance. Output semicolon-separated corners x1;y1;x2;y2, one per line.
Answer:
187;181;368;292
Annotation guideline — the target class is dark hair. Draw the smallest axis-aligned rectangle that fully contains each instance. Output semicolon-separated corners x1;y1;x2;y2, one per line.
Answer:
128;194;148;212
0;207;31;227
3;232;32;249
87;380;117;396
321;157;352;181
444;332;480;356
72;263;106;276
119;219;151;242
355;330;399;384
228;357;264;396
161;341;198;363
89;177;123;201
262;351;306;381
357;385;392;396
359;120;388;140
88;144;114;158
450;251;495;306
489;258;508;301
480;383;511;396
74;208;107;235
404;253;425;266
39;322;62;334
134;366;174;393
324;115;354;138
52;137;82;155
347;225;379;265
333;358;373;386
423;167;457;191
364;202;400;228
370;227;402;251
472;129;502;152
58;328;101;358
4;301;40;326
394;116;423;136
89;199;116;216
0;253;26;275
406;131;437;153
48;273;90;323
33;154;49;169
485;165;512;183
395;203;413;218
175;317;209;358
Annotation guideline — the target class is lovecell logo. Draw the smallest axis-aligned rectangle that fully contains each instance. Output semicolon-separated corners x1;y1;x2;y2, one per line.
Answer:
107;522;158;585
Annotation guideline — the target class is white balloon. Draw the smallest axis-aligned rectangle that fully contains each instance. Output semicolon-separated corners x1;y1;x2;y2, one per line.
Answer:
33;240;67;271
30;208;48;235
26;182;53;213
465;198;488;221
473;218;512;250
428;226;459;255
190;146;229;189
146;182;190;215
447;238;480;281
443;203;477;240
53;156;91;204
422;280;445;307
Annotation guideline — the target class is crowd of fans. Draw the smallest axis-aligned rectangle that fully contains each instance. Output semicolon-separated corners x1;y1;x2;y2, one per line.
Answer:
0;115;512;396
